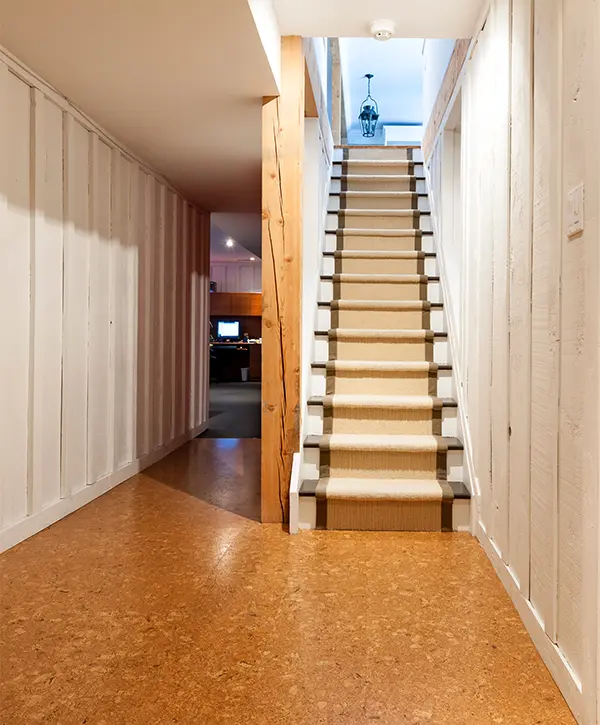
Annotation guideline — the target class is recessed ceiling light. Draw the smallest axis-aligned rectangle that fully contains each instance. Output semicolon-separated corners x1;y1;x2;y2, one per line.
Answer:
249;257;256;261
226;238;234;248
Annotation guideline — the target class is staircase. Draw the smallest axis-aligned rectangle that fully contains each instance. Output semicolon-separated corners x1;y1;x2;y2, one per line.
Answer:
298;146;470;532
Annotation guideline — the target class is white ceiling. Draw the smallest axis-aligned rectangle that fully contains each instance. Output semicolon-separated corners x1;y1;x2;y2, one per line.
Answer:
0;0;279;213
273;0;484;38
0;0;483;263
210;220;259;262
212;213;263;258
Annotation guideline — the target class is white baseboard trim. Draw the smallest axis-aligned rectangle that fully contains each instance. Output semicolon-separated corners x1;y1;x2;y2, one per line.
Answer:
288;452;302;535
476;522;584;723
0;421;208;553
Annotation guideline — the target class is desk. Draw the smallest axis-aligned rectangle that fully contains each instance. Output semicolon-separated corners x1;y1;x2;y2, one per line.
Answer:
210;342;262;382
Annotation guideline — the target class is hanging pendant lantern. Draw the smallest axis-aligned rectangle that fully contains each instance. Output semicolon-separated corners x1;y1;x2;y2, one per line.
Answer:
358;73;379;138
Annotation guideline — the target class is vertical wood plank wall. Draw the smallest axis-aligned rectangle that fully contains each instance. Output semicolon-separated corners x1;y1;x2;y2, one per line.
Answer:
507;0;533;601
261;36;304;523
426;0;600;721
0;53;211;552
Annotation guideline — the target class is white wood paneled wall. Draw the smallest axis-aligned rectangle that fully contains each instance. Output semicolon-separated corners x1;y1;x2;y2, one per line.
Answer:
210;261;262;293
0;52;210;552
426;1;600;722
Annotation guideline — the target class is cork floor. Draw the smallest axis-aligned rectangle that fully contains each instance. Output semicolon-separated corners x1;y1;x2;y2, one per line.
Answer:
0;439;575;725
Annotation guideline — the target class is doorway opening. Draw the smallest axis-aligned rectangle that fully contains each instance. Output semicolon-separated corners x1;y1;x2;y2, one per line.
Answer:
204;217;262;439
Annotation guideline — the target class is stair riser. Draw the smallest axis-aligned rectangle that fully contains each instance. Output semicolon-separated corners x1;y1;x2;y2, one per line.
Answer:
313;335;449;364
333;281;425;301
306;405;457;437
325;233;434;253
327;500;446;532
331;339;431;362
329;195;420;211
309;367;454;398
301;447;463;484
334;147;424;163
332;178;427;193
325;450;442;480
333;162;425;177
334;258;423;275
328;370;435;396
322;257;437;276
298;495;469;532
317;305;444;331
331;309;428;330
326;212;431;232
320;278;442;303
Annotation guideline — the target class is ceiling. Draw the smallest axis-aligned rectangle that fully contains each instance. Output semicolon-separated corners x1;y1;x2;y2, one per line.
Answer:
273;0;484;38
0;0;279;214
0;0;483;263
210;219;259;262
211;213;263;259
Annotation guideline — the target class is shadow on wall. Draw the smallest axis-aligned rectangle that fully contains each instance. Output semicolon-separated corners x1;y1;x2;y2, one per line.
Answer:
0;61;212;548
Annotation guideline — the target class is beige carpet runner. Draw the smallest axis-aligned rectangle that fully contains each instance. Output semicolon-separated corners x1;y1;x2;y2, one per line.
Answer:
315;146;456;531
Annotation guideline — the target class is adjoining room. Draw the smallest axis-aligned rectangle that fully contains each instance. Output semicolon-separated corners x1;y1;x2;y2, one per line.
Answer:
204;217;262;439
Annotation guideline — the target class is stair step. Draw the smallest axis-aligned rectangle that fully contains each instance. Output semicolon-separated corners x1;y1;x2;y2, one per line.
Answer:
330;190;428;199
311;361;452;371
299;478;469;499
320;273;440;282
308;395;457;408
303;433;464;450
316;360;451;370
336;208;431;217
317;300;443;309
314;329;448;339
335;144;420;149
322;250;435;259
337;174;426;182
337;159;414;166
326;229;433;237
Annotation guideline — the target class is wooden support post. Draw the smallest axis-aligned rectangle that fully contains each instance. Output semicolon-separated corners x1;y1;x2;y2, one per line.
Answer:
330;39;342;146
261;36;304;523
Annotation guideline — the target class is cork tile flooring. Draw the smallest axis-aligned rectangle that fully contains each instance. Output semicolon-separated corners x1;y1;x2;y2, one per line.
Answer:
0;438;575;725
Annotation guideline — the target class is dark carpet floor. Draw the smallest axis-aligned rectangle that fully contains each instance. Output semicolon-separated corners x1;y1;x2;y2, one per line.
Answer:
201;382;261;439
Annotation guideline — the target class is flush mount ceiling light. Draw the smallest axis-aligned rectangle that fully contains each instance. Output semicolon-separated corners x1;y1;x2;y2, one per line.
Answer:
370;19;396;41
249;257;256;261
358;74;379;138
225;238;234;248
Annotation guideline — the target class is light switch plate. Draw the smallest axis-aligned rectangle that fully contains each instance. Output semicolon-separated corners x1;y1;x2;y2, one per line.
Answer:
567;183;585;237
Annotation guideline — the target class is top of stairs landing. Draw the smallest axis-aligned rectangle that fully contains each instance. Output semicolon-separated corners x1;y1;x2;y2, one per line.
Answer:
334;145;420;149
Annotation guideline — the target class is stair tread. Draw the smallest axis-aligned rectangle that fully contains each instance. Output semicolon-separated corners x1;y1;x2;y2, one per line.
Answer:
337;159;415;165
304;433;464;450
336;208;423;216
311;361;452;370
334;144;420;149
315;329;448;338
330;190;428;197
337;174;426;182
320;273;440;281
323;250;435;258
320;479;449;501
299;478;470;499
325;229;433;236
308;395;457;408
318;300;443;308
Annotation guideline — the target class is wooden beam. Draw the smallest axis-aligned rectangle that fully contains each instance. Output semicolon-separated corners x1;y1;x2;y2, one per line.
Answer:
304;62;318;118
261;36;304;523
422;39;470;161
330;39;342;146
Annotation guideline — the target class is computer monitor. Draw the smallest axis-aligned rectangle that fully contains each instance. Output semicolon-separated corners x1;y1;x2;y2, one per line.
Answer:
216;320;241;341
